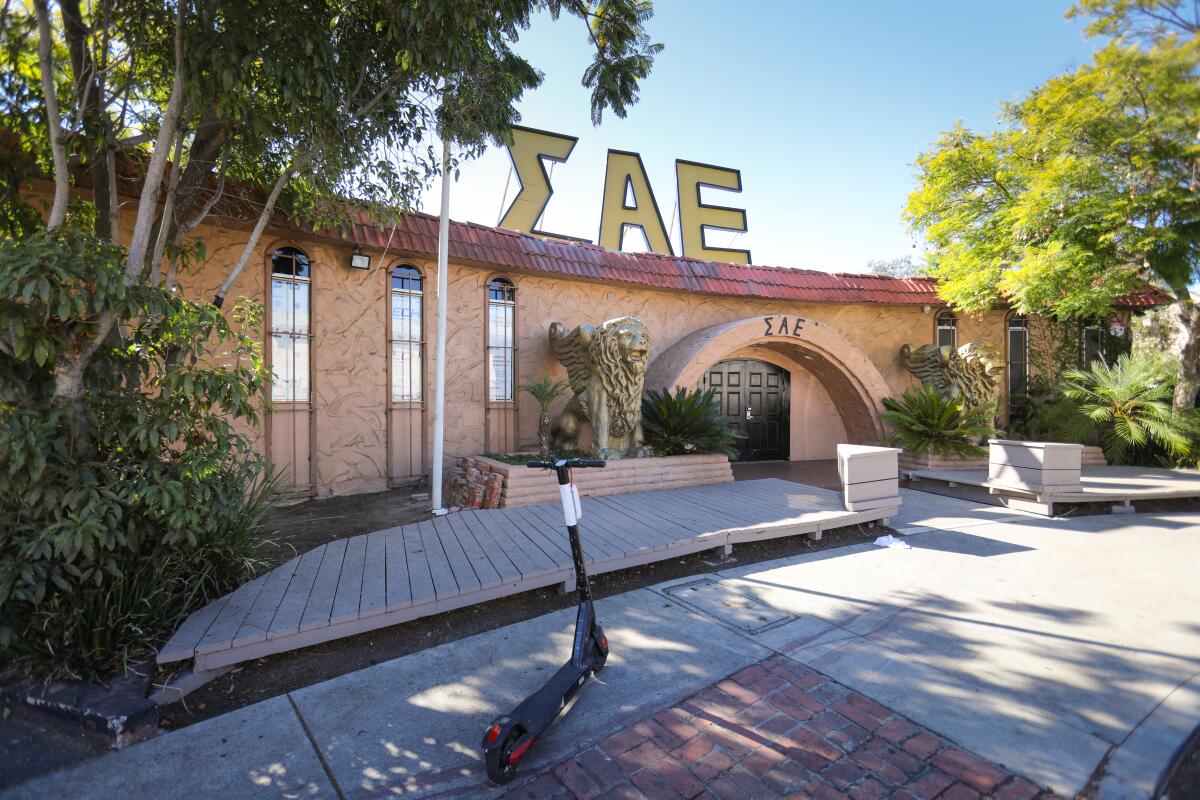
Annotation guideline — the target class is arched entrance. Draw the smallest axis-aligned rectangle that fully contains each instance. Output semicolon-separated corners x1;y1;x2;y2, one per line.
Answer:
702;359;790;461
646;315;892;455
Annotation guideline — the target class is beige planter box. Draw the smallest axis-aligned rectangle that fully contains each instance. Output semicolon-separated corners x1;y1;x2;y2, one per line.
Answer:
1082;445;1107;466
837;444;902;513
898;451;989;472
987;440;1082;493
473;453;734;508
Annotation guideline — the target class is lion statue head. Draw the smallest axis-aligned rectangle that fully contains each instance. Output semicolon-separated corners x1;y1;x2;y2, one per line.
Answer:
587;317;649;436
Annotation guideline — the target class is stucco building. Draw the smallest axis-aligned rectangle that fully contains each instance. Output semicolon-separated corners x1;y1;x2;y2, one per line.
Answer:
82;195;1158;499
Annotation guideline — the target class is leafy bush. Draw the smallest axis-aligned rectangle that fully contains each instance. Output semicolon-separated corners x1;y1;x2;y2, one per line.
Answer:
1061;353;1197;466
882;386;997;458
1007;376;1090;444
641;387;743;459
0;228;274;678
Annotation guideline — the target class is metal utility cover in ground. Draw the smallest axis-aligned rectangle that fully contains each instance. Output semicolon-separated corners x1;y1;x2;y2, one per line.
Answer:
664;579;794;633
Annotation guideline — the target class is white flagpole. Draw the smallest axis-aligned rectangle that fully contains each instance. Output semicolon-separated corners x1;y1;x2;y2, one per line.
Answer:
430;136;451;516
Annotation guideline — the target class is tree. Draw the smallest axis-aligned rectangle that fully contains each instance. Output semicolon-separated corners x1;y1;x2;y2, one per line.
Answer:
866;255;924;278
2;0;663;430
517;376;568;455
905;1;1200;409
0;0;663;674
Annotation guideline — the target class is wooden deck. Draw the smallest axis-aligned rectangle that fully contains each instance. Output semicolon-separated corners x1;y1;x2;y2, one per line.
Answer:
908;466;1200;515
159;479;894;672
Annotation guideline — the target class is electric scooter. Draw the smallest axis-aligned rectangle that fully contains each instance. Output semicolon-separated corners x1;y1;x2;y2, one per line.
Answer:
481;456;610;784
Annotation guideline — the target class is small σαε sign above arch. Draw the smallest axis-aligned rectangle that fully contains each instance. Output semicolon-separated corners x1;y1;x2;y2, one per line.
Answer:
763;315;806;337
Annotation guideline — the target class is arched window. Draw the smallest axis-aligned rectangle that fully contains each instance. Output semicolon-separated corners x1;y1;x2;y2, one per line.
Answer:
936;310;957;350
487;278;516;401
270;246;311;402
1007;315;1029;397
390;265;423;401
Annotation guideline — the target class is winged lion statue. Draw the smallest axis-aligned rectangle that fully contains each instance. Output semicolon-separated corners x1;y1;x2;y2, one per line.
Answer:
548;317;650;458
900;341;1001;409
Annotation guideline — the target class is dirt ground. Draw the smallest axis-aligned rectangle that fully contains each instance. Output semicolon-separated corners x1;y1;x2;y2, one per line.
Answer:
259;483;434;569
1162;728;1200;800
157;520;885;731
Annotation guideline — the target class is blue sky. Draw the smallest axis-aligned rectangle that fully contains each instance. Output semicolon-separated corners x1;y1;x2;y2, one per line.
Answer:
420;1;1103;273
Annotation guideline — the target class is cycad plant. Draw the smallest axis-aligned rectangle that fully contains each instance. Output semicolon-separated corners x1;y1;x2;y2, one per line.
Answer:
1060;353;1194;465
517;376;569;455
641;387;743;459
881;386;996;458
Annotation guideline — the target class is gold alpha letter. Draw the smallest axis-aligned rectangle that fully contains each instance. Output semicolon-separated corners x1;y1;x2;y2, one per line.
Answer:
598;150;673;255
675;159;750;264
498;126;582;239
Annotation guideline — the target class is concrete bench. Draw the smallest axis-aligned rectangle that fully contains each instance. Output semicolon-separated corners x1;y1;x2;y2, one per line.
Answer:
987;439;1082;494
837;444;902;513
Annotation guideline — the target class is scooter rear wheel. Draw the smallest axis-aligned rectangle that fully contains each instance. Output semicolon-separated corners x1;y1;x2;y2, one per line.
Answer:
484;724;525;784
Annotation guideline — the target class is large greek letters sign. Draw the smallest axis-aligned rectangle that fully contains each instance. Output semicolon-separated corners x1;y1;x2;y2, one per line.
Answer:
499;125;750;264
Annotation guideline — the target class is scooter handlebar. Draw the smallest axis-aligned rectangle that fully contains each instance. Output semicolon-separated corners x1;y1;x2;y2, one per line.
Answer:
525;458;607;469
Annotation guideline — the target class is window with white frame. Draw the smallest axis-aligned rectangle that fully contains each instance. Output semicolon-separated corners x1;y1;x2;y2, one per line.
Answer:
936;310;957;350
270;246;311;402
390;265;423;402
1008;315;1029;397
487;278;516;401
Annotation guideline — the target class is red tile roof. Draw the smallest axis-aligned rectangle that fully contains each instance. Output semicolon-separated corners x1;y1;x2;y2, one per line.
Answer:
330;210;1170;309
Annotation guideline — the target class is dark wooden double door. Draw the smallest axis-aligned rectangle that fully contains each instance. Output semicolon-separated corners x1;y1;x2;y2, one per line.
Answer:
702;359;789;462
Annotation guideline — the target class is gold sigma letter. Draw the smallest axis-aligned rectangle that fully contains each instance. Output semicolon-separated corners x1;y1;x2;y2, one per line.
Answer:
598;150;674;255
499;126;581;239
675;159;750;264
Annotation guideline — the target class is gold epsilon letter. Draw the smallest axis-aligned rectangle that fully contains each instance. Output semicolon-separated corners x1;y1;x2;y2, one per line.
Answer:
499;126;582;239
598;150;674;255
676;159;750;264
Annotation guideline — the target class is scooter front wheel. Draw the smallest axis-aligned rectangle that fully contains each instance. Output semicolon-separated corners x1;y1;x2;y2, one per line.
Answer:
484;723;526;784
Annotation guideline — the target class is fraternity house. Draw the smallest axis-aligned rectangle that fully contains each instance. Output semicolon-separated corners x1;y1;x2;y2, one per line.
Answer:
137;203;1153;499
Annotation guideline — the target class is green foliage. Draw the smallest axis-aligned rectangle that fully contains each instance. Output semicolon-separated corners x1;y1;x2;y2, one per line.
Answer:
517;376;569;412
1007;377;1091;444
881;387;997;458
1060;353;1197;465
0;228;274;678
641;387;743;459
1;0;664;240
518;375;569;455
907;36;1200;317
866;255;925;278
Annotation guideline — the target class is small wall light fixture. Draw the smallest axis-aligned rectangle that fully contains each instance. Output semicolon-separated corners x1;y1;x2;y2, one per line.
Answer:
922;304;932;314
349;245;371;270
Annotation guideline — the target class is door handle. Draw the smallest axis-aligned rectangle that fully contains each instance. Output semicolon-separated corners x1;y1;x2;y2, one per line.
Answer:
746;406;753;420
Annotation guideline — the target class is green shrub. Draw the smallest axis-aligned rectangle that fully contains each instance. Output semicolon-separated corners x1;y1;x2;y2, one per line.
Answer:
882;386;997;458
641;387;743;459
517;376;569;456
0;228;274;678
1061;353;1197;466
1007;376;1090;444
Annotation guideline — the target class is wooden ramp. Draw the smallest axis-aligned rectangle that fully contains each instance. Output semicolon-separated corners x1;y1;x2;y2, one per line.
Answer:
159;479;894;672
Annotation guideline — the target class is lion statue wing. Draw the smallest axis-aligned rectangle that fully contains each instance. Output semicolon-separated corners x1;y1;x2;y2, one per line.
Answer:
549;322;597;396
900;343;952;396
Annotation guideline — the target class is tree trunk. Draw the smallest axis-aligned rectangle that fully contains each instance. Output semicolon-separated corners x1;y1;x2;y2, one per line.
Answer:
1173;295;1200;411
34;0;69;230
60;0;113;241
538;410;551;456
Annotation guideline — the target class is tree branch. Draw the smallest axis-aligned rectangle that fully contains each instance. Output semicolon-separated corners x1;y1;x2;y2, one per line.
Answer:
213;161;299;307
124;0;185;280
34;0;69;229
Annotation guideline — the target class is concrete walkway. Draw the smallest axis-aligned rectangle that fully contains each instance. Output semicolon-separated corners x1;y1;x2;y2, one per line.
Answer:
6;492;1198;799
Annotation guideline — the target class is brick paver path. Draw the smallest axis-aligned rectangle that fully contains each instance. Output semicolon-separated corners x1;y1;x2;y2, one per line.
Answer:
502;655;1047;800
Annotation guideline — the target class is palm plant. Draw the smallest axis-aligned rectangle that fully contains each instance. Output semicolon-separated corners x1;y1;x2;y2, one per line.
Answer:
641;387;743;459
517;376;569;456
1060;353;1194;465
881;386;996;458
